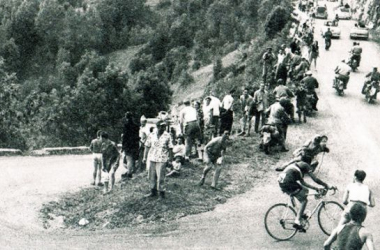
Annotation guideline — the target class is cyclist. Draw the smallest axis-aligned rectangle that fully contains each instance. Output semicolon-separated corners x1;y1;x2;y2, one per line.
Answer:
276;161;335;232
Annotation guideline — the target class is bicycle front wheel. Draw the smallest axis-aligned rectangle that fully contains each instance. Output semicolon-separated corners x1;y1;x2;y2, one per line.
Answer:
264;203;297;241
318;201;344;236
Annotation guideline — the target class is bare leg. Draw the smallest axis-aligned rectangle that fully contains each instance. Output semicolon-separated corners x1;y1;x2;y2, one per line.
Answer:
296;199;308;225
211;163;223;188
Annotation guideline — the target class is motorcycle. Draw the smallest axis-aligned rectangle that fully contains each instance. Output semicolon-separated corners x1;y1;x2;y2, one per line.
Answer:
305;92;316;115
348;55;358;72
259;124;281;155
363;80;379;103
333;74;345;96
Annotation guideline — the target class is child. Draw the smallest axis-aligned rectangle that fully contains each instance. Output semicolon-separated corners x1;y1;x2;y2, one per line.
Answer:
166;135;186;177
100;132;120;194
338;170;375;226
89;130;103;186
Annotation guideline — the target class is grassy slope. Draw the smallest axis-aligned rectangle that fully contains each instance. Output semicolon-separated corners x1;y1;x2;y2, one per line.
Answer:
40;133;282;230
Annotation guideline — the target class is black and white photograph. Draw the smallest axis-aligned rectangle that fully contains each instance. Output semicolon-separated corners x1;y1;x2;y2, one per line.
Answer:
0;0;378;249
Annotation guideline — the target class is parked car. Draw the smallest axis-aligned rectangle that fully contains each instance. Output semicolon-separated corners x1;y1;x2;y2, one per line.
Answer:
335;6;352;19
313;5;328;19
320;20;341;38
350;23;369;40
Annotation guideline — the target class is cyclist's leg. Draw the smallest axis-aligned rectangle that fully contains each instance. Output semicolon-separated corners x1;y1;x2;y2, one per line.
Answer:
293;186;309;225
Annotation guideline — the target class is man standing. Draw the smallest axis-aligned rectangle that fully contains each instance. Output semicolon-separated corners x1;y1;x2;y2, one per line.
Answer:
301;71;320;110
198;131;230;190
89;130;103;186
220;89;235;135
253;83;268;133
208;92;221;137
138;115;149;172
101;132;120;194
262;47;276;83
143;120;173;198
179;99;201;161
273;79;295;122
238;88;254;136
121;112;140;179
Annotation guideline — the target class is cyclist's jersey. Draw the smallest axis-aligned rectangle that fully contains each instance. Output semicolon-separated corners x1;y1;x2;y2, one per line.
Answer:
337;223;364;250
278;162;312;193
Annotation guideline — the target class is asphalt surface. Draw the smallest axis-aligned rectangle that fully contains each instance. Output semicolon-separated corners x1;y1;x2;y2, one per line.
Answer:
1;1;380;249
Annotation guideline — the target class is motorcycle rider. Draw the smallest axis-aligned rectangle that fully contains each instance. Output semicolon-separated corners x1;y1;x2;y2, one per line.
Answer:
362;67;380;97
349;42;362;67
334;60;351;90
301;71;319;111
323;28;333;50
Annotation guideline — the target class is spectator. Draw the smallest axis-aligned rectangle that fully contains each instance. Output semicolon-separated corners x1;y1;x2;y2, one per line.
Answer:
274;79;295;122
100;131;120;194
338;170;375;226
121;112;140;179
266;99;291;151
143;120;173;198
309;41;319;69
276;61;288;83
324;203;375;250
209;92;221;137
179;99;201;161
200;96;215;161
220;89;236;135
194;100;204;159
262;47;276;83
238;88;255;136
166;135;186;177
198;131;231;189
138;115;149;172
253;83;269;133
89;130;103;186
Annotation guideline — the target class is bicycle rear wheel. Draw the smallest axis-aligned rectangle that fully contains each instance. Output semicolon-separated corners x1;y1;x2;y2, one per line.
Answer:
317;201;344;236
264;203;297;241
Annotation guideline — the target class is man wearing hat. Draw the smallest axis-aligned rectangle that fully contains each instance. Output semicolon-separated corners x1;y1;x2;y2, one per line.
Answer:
301;71;319;111
334;60;351;90
179;99;201;160
143;120;173;198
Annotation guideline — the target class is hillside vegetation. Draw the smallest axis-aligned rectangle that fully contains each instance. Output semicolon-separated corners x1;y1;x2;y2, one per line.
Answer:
0;0;293;150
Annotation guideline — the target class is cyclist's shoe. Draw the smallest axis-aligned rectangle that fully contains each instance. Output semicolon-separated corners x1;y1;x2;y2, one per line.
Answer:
293;223;307;233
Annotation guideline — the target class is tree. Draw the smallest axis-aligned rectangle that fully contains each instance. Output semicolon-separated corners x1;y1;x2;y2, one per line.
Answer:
264;6;290;38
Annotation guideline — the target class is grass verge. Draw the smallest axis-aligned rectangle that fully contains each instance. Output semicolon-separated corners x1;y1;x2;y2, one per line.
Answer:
40;133;282;230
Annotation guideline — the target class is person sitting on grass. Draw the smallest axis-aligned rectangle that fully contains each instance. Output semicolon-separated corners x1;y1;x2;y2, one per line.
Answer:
338;170;375;226
198;131;231;190
166;135;186;177
89;130;103;186
324;203;375;250
100;131;120;194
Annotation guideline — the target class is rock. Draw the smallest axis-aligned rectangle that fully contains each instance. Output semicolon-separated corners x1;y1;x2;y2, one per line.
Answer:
78;218;89;226
135;215;144;223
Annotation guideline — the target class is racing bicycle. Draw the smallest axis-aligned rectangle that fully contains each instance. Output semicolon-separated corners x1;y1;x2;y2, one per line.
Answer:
264;189;343;241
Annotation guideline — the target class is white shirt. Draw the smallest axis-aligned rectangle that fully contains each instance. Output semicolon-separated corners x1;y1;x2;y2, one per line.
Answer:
221;94;234;111
179;106;197;124
347;182;370;205
203;103;213;123
335;62;351;76
210;96;221;116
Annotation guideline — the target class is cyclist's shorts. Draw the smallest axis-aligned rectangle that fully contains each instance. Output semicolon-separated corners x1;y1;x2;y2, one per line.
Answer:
280;183;308;201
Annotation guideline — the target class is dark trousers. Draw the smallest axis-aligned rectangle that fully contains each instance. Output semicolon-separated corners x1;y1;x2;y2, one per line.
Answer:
254;111;265;133
219;110;233;135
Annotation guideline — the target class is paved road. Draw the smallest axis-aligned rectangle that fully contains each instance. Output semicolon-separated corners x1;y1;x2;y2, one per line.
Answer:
2;1;380;249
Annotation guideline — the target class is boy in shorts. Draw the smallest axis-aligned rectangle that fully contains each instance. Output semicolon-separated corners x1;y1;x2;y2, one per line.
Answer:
276;161;334;232
100;132;120;194
89;130;103;186
338;170;375;226
198;131;230;189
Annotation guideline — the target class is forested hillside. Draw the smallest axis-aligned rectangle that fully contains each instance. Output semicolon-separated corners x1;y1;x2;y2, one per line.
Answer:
0;0;293;150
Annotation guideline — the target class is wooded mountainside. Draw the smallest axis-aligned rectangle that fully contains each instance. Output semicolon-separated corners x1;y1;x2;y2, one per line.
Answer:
0;0;293;150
